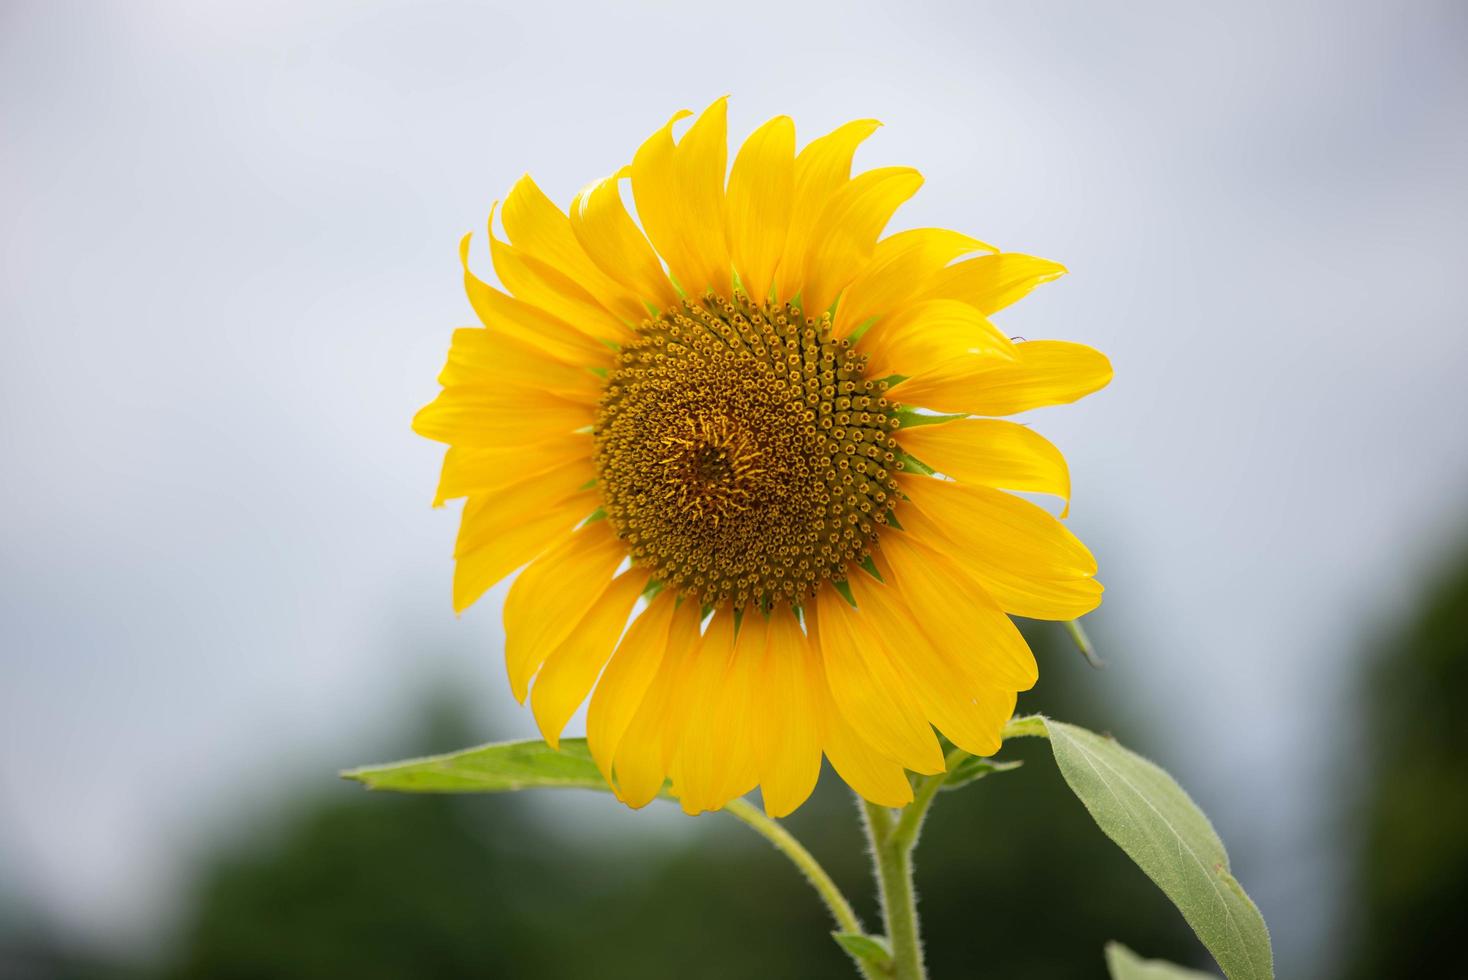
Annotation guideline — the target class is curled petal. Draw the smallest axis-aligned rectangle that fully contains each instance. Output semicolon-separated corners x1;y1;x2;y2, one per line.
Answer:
896;418;1071;515
530;569;649;748
894;340;1113;416
800;166;923;316
726;115;795;303
920;252;1068;315
772;119;882;302
860;299;1016;380
502;174;648;323
503;521;628;701
571;171;678;310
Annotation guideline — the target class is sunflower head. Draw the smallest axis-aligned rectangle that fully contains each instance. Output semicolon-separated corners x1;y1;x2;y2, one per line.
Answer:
596;293;903;609
414;98;1111;817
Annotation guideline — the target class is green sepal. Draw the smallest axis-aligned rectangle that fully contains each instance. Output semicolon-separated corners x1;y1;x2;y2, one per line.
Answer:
891;407;968;429
831;933;893;974
1064;617;1105;669
846;316;879;343
940;756;1023;791
895;450;935;476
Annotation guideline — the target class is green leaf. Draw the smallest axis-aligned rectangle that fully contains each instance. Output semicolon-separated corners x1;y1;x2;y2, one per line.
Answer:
831;932;893;974
1105;941;1218;979
1037;719;1274;980
342;738;611;794
940;756;1023;791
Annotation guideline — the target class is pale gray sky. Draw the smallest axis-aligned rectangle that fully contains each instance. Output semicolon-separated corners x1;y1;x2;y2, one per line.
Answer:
2;1;1466;975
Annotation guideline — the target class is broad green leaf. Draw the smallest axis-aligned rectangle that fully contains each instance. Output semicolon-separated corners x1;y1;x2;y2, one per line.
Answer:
831;932;893;974
940;756;1023;791
1105;941;1217;979
1035;719;1274;980
342;737;610;794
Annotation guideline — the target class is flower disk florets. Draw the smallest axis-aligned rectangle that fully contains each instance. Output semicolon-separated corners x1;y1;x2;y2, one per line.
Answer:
594;294;904;608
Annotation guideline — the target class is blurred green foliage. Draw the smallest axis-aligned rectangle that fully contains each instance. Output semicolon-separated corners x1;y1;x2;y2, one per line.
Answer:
1343;550;1468;979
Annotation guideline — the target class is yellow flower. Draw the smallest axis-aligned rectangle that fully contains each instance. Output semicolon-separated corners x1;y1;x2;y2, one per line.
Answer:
413;99;1111;817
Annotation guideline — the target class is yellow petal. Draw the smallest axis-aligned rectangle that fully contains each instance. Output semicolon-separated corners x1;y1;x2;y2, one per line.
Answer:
810;586;945;774
901;474;1095;575
920;252;1068;315
489;229;634;345
800;166;924;317
571;171;678;311
873;532;1038;693
458;234;611;363
411;384;593;448
454;457;594;559
860;299;1016;380
810;649;914;807
631;109;699;295
893;340;1113;417
608;723;667;808
755;606;823;817
846;569;1010;758
437;327;602;403
899;475;1102;620
676;608;766;814
501;174;649;324
530;568;649;748
433;434;593;505
712;611;769;810
613;599;703;808
672;97;733;298
772;119;882;303
834;227;995;337
503;520;627;701
668;606;738;814
726;115;795;303
653;600;707;770
895;418;1071;515
451;489;596;614
585;591;678;783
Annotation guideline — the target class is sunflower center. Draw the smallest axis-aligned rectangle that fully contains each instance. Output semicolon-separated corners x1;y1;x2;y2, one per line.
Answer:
594;294;904;608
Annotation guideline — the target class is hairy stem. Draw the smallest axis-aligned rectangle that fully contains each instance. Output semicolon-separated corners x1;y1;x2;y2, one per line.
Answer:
724;797;881;979
862;797;925;980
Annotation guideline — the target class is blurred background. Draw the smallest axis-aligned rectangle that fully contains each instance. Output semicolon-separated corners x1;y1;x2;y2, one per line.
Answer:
2;0;1465;976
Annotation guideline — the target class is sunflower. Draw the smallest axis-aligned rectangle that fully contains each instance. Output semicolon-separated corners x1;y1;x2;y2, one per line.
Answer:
413;99;1111;817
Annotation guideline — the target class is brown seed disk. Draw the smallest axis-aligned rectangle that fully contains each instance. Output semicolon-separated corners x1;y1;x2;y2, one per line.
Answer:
593;293;903;609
